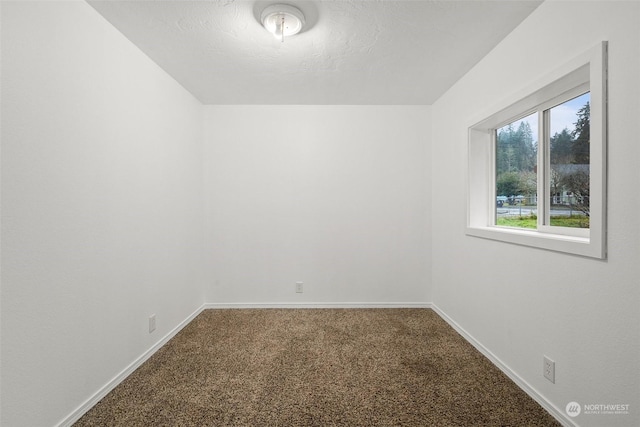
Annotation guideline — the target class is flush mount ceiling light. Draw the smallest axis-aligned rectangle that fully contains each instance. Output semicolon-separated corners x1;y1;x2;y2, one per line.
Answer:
261;4;305;42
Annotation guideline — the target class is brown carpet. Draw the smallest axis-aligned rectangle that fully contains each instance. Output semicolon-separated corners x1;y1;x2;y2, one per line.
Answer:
75;309;561;426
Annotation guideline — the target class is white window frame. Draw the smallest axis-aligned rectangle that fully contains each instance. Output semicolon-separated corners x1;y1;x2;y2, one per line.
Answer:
466;42;607;259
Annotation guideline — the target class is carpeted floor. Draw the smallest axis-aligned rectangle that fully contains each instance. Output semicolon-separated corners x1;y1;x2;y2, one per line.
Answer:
75;309;561;426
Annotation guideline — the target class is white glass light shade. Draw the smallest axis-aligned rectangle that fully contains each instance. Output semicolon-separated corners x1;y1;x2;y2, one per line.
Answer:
261;4;305;40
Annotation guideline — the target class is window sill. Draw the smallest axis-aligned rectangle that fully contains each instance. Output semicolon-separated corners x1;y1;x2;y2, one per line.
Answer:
466;226;604;259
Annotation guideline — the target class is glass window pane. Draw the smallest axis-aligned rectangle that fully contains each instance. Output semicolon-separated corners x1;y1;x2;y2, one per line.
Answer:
495;113;538;228
549;92;590;228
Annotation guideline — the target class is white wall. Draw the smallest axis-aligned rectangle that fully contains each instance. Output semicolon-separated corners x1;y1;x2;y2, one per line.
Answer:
204;106;431;305
431;1;640;426
1;2;204;426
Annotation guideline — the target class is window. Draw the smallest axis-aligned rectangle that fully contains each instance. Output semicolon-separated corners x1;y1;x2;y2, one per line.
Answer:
467;42;607;258
495;111;539;229
495;90;591;234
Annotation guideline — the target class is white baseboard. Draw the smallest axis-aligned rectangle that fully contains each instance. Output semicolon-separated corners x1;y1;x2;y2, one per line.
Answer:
204;302;433;309
430;304;576;427
57;304;206;427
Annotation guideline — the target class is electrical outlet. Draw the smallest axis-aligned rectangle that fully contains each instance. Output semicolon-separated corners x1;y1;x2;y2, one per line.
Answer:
149;314;156;333
295;281;303;293
543;355;555;383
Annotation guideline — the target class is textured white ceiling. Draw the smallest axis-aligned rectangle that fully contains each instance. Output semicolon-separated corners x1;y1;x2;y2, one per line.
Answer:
88;0;542;105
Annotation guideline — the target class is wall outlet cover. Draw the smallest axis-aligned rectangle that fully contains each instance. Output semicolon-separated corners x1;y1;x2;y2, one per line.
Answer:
543;355;555;383
149;314;156;333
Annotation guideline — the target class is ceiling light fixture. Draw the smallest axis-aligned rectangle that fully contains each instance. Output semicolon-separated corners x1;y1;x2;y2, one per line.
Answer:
261;4;305;42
